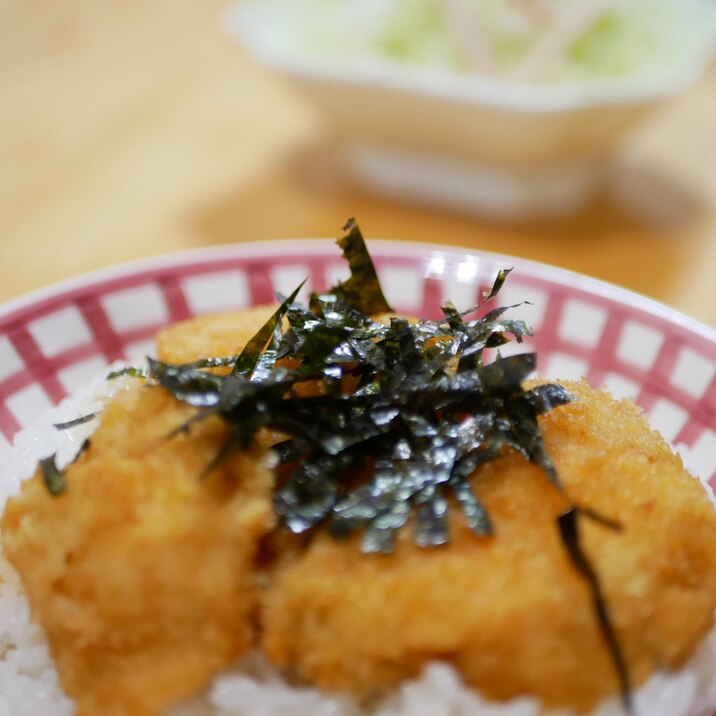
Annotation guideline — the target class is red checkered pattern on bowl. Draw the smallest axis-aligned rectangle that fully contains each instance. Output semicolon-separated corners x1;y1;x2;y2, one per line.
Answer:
1;242;714;486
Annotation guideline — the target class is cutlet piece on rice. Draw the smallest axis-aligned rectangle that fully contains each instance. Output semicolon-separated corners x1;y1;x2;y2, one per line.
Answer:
261;380;716;712
156;305;276;365
2;383;276;716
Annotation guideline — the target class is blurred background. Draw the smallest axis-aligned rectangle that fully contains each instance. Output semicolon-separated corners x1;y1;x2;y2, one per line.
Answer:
2;0;716;325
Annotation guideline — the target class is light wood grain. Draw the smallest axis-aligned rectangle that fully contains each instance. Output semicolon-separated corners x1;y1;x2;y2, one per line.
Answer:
1;0;716;328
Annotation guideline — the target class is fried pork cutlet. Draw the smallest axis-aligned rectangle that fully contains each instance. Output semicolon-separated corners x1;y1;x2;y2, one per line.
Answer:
146;309;716;710
4;300;716;716
261;380;716;713
1;383;276;716
155;304;276;365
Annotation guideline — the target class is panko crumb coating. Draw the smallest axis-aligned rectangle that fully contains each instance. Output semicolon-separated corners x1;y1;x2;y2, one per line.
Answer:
1;383;276;716
261;380;716;712
156;305;276;365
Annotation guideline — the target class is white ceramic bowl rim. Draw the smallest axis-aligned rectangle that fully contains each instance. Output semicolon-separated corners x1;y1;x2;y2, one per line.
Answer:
2;239;715;347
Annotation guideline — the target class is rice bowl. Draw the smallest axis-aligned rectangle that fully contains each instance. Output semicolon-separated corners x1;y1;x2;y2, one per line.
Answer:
2;361;716;716
2;237;716;715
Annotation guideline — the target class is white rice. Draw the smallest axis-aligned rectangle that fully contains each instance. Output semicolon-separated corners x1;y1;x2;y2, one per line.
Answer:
2;374;716;716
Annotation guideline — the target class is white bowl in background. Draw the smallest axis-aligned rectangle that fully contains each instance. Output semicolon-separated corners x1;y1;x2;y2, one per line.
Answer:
225;1;716;218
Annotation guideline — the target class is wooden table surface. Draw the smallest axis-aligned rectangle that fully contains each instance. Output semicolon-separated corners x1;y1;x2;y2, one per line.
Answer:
2;0;716;328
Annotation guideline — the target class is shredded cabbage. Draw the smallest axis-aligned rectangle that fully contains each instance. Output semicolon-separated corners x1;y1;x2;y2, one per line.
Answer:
240;0;716;83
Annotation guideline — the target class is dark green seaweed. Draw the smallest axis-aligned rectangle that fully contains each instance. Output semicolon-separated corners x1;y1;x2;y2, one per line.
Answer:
231;281;305;378
39;454;67;496
558;509;633;714
107;365;148;380
328;218;393;316
53;413;98;430
140;227;558;549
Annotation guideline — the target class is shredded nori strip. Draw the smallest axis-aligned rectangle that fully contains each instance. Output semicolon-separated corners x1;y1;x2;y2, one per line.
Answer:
39;454;67;496
41;424;93;495
53;413;98;430
559;509;633;714
34;219;633;712
232;281;306;378
107;365;148;380
328;218;393;316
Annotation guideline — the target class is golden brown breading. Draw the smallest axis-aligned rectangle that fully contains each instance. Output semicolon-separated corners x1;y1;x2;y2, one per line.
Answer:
155;306;396;368
156;305;276;365
261;380;716;712
1;383;275;716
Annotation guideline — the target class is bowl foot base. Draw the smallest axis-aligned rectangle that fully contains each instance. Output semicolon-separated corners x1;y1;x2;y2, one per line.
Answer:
339;143;608;219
